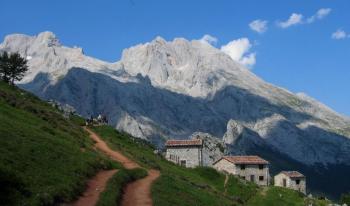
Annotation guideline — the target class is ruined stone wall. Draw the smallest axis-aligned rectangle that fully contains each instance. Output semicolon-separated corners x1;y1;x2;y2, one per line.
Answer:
274;173;306;194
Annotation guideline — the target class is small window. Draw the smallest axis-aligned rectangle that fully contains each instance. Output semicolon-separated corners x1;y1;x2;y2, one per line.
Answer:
240;164;246;170
295;179;300;185
259;176;264;181
259;164;264;170
180;160;186;167
240;176;246;180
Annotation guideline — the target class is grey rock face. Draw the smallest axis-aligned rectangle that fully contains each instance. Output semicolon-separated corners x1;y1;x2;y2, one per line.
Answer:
2;32;350;197
3;31;349;166
0;32;350;198
223;119;245;145
190;132;225;166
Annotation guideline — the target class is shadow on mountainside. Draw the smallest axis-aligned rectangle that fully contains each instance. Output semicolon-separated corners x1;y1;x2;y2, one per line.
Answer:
227;126;350;200
21;68;313;138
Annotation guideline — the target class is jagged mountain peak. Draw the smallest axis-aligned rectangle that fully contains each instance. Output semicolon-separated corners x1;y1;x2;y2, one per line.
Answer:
3;31;350;198
0;31;114;84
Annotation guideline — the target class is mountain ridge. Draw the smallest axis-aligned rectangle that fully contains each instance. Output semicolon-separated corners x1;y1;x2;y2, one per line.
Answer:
1;31;350;198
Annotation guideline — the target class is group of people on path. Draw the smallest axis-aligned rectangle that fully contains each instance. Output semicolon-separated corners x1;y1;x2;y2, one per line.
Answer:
85;114;108;126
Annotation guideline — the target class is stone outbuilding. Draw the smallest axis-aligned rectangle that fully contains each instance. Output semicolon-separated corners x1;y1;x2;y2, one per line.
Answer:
274;171;306;194
213;156;270;186
165;139;203;168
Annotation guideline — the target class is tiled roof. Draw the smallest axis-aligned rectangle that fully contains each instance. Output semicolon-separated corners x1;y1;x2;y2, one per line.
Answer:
165;139;203;147
220;155;269;165
281;171;305;178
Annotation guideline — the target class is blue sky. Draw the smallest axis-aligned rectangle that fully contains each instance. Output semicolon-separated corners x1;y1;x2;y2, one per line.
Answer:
1;0;349;116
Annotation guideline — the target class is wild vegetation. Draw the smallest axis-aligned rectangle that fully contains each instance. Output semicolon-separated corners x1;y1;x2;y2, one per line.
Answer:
0;52;28;85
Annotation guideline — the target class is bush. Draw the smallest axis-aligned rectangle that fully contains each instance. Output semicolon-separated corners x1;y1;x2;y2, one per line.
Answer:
341;193;350;205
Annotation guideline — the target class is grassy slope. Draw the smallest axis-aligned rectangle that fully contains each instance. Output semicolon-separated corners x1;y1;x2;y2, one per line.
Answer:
91;126;331;206
0;82;119;205
0;81;332;206
96;168;148;206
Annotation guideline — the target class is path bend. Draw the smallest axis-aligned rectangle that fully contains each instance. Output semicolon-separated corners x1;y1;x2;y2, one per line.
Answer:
83;126;160;206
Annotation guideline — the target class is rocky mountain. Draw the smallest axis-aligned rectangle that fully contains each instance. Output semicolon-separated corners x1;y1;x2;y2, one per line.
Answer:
1;31;350;198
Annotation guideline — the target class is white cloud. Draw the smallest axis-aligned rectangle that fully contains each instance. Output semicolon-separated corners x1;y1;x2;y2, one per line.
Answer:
277;13;303;28
220;38;256;67
331;29;349;40
199;34;218;45
307;8;332;23
249;19;268;33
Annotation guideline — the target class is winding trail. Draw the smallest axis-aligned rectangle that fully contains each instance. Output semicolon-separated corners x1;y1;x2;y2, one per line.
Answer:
70;170;118;206
78;126;160;206
224;174;229;195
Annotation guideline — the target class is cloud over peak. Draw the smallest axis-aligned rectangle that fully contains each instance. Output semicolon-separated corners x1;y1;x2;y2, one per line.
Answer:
220;38;256;68
249;19;268;33
199;34;218;45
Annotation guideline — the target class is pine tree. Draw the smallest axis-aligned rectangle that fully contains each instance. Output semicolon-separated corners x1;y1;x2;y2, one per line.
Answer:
0;51;10;83
0;52;28;85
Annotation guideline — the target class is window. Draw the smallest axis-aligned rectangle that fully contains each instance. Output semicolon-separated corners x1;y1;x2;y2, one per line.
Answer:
259;176;264;181
240;164;246;170
259;164;264;170
240;176;246;180
295;179;300;185
180;160;186;167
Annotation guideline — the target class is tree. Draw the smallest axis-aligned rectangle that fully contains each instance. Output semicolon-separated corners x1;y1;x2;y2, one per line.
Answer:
341;193;350;205
0;52;28;85
0;52;10;83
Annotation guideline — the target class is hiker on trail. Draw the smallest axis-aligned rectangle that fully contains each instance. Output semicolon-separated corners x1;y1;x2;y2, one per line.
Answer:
102;115;108;124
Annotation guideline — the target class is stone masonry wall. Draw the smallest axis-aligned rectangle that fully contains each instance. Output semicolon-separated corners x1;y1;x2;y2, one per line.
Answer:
274;173;306;194
213;159;269;186
166;146;202;168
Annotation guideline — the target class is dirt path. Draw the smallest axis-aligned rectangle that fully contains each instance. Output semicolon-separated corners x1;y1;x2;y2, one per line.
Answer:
121;169;160;206
70;170;118;206
83;126;160;206
84;127;139;169
224;174;229;194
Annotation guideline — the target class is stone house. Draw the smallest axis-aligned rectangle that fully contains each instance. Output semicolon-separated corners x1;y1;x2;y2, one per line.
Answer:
274;171;306;194
213;156;270;186
165;139;203;168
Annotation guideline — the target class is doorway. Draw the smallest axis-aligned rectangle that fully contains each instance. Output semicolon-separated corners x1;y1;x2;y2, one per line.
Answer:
283;178;287;187
180;160;186;167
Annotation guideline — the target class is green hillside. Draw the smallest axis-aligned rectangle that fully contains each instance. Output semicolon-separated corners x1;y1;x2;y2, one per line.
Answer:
0;81;119;205
91;126;331;206
0;81;331;206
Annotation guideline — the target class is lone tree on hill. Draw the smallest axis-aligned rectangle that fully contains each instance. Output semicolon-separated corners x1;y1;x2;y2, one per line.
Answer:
0;51;28;85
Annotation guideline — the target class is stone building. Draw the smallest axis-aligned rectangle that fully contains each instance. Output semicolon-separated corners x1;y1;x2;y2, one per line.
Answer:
165;139;203;168
274;171;306;194
213;156;270;186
